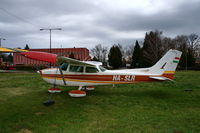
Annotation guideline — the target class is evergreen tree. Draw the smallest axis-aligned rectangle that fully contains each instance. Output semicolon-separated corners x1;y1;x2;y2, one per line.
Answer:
187;47;196;67
131;40;141;68
108;45;122;69
24;44;30;50
178;40;187;68
7;53;13;62
142;30;164;67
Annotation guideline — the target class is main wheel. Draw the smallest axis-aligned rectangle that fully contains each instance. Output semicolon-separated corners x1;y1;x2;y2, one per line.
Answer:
48;88;62;93
68;90;86;97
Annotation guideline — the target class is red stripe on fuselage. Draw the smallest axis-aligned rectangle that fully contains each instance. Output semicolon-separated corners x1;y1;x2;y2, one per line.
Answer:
162;73;174;79
41;74;163;82
175;57;180;60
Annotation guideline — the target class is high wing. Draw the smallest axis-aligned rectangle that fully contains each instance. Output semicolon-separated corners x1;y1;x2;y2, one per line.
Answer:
21;51;95;66
57;56;95;66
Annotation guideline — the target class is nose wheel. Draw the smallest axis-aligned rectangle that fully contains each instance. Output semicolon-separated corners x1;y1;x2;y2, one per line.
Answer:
86;86;95;90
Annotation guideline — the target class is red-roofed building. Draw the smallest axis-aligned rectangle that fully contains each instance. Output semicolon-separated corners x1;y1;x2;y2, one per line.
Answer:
13;48;91;66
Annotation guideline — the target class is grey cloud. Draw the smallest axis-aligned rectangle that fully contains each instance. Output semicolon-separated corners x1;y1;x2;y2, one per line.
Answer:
96;1;200;35
0;0;200;49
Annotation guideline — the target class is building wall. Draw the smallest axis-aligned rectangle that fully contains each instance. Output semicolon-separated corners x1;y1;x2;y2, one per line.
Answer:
13;48;90;66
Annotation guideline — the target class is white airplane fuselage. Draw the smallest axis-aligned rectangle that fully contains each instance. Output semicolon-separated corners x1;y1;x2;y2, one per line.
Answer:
40;67;174;86
39;49;182;87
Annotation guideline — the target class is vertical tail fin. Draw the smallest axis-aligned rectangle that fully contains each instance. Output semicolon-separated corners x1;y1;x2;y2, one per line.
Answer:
149;49;182;79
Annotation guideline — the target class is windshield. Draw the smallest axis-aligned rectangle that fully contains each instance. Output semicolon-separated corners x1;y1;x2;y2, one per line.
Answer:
99;66;107;72
60;63;68;71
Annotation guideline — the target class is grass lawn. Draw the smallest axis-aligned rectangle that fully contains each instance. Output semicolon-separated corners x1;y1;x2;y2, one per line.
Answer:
0;71;200;133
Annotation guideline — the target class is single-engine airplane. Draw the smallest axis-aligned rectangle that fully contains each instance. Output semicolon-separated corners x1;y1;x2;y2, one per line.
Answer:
19;49;182;97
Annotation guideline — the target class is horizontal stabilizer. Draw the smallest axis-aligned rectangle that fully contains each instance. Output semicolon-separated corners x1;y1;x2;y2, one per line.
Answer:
150;76;173;81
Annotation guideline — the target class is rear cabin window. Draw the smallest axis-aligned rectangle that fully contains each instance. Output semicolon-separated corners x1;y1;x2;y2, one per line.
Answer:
86;67;99;73
69;65;83;72
60;63;68;71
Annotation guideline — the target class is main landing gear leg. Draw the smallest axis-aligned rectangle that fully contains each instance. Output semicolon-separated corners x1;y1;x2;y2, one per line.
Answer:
43;84;62;106
78;86;95;91
78;86;83;90
43;92;55;106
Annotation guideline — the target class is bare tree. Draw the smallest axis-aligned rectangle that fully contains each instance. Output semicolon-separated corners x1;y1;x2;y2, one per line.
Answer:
172;35;194;68
187;33;200;58
162;37;174;50
102;46;108;63
91;44;108;62
124;45;134;57
142;30;164;65
173;35;188;50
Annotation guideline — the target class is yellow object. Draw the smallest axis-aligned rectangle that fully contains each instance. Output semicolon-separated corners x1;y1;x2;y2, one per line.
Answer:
0;48;15;52
164;71;175;74
13;48;28;52
0;47;28;53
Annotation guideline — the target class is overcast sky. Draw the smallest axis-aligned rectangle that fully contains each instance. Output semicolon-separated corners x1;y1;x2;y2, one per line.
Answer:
0;0;200;49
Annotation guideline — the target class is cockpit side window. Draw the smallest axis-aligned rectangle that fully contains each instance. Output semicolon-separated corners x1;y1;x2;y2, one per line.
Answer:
69;65;84;72
86;67;99;73
60;63;69;71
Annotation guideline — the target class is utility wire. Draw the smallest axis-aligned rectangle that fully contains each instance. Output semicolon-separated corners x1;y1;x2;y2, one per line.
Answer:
0;7;42;28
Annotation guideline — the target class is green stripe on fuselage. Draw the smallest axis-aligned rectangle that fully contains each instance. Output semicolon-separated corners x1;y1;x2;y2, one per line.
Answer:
173;60;179;63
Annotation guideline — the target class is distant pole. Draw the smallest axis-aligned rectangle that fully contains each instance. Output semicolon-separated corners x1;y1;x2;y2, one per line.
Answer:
40;28;62;53
40;28;62;67
185;46;187;71
0;38;6;47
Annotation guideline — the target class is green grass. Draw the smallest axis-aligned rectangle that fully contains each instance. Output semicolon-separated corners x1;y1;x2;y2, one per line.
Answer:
0;71;200;133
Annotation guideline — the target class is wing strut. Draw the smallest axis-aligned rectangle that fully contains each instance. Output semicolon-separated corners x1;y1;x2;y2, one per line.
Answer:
58;66;67;86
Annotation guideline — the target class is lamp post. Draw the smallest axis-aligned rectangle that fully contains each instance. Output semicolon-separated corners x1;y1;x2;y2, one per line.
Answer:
0;38;6;47
40;28;62;53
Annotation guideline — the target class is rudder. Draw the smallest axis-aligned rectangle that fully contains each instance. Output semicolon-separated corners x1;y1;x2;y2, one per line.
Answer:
149;49;182;79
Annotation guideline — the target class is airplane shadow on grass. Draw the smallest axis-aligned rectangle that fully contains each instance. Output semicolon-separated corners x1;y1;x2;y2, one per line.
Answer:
88;88;176;99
